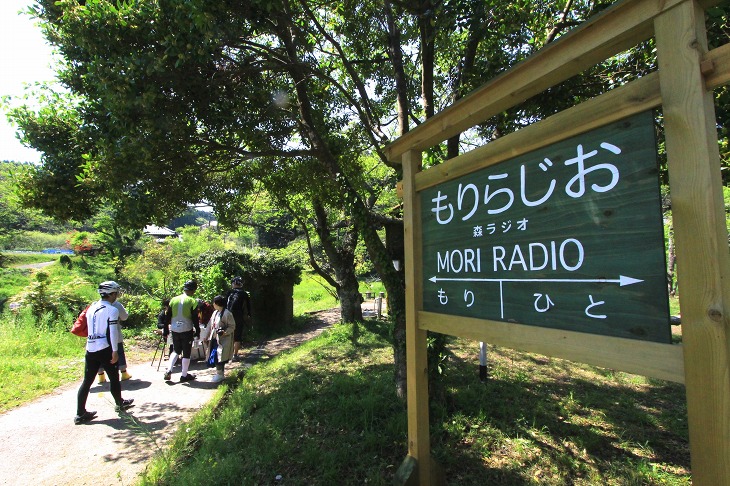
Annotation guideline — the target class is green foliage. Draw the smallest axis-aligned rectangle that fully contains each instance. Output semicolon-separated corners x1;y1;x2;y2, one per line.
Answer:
187;247;304;289
59;254;72;268
0;230;70;251
10;272;93;318
122;227;235;300
119;293;158;329
0;304;83;412
195;262;227;302
87;210;145;258
0;162;68;240
169;208;215;230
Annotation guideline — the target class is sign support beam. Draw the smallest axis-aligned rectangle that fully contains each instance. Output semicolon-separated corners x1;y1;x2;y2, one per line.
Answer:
656;2;730;483
397;149;440;485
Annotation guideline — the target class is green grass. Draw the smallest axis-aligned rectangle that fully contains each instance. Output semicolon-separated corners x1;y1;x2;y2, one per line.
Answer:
0;267;36;302
4;252;59;266
669;295;680;316
293;272;339;315
293;272;387;316
139;322;691;485
0;306;85;412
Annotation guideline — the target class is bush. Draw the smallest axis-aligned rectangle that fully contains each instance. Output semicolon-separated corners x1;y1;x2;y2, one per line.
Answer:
10;273;94;317
119;293;158;329
187;248;304;289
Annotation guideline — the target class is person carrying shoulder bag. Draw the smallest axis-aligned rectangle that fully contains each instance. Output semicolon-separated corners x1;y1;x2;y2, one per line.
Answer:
208;295;236;383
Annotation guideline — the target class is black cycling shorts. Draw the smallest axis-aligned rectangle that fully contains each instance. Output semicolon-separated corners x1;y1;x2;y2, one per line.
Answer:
171;330;195;358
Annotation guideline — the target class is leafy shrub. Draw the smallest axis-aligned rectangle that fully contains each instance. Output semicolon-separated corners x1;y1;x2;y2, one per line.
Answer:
120;293;158;329
11;274;93;318
59;255;72;269
187;248;303;289
196;263;227;302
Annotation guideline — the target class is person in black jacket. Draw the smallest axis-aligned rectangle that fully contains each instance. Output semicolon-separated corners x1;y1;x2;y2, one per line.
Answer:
226;276;251;360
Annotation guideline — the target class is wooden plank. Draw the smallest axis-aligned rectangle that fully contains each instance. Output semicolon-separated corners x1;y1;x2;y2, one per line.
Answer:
655;2;730;484
705;42;730;89
420;311;685;383
413;39;728;192
386;0;693;163
415;72;661;191
402;150;433;485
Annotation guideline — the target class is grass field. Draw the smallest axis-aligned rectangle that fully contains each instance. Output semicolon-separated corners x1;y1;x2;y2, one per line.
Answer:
139;321;690;485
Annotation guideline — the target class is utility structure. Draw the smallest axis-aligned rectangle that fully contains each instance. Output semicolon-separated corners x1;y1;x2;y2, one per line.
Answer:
389;0;730;484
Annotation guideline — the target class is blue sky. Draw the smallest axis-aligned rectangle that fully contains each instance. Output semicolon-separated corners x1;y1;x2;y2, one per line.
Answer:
0;1;58;163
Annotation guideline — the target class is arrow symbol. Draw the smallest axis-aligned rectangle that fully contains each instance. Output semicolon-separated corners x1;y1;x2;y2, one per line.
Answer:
428;275;643;286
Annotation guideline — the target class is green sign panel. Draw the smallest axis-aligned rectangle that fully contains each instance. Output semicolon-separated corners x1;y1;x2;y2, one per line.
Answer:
421;111;670;343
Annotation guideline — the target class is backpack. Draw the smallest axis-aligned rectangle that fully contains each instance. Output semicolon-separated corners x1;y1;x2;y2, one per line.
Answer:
70;305;90;337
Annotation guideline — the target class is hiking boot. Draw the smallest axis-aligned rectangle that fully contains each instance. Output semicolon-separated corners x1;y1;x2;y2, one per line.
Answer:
74;410;97;425
97;373;107;384
179;373;196;383
115;399;134;412
163;371;171;381
121;371;132;381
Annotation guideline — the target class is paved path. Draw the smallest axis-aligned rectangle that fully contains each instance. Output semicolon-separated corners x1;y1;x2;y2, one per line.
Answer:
0;311;338;486
12;260;56;270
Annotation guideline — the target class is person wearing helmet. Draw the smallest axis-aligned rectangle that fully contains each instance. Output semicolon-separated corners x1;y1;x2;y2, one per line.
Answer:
226;276;251;361
163;280;201;382
74;281;134;424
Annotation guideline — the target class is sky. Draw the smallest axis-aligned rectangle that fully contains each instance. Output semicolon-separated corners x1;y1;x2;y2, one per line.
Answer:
0;1;58;164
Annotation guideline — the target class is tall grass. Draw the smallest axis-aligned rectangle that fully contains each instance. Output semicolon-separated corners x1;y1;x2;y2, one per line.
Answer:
0;305;84;412
293;272;339;314
139;321;690;485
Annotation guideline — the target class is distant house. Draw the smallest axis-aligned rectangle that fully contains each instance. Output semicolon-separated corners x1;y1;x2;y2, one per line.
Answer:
143;225;179;243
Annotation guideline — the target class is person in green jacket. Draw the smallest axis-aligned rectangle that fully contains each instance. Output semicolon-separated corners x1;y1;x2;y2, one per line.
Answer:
163;280;200;383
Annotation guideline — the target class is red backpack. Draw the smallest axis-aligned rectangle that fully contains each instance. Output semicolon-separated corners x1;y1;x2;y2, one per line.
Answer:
70;305;90;337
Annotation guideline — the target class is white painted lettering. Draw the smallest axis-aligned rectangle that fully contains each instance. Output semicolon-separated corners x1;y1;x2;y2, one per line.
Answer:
493;246;506;271
528;243;548;271
508;245;528;271
559;238;584;271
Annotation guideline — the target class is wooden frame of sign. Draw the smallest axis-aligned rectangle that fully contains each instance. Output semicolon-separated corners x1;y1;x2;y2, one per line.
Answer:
388;0;730;484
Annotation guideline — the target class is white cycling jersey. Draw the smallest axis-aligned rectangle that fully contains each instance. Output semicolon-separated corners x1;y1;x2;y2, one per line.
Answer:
85;300;121;353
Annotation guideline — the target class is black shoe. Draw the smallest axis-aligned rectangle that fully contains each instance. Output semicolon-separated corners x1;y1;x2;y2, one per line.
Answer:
115;399;134;412
163;371;171;381
74;410;97;425
179;373;196;383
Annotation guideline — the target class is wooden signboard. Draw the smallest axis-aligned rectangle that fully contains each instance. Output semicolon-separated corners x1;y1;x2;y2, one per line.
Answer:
391;1;730;484
420;111;670;342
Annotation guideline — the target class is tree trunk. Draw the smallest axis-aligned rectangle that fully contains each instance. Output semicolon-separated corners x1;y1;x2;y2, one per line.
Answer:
279;14;407;396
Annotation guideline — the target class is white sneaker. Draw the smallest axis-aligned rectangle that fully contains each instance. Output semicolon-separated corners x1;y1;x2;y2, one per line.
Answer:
211;374;224;383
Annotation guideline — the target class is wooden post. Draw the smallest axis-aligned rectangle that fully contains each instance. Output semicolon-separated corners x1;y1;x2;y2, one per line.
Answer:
479;342;488;382
399;149;433;485
655;2;730;484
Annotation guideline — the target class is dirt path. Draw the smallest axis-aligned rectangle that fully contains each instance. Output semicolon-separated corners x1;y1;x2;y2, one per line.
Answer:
13;260;56;270
0;309;340;486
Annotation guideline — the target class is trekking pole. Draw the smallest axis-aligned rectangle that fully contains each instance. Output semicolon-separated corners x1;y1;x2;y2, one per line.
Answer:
151;331;163;366
156;338;166;371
